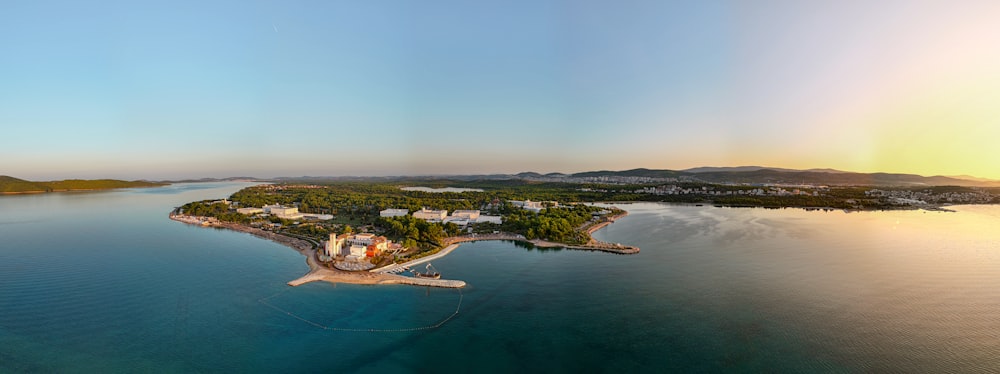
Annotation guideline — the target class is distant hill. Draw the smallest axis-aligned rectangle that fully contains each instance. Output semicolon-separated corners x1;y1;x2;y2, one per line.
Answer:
682;166;846;174
0;176;166;194
0;176;49;193
571;168;684;179
947;175;997;183
688;169;999;187
510;168;1000;187
162;177;263;183
683;166;795;173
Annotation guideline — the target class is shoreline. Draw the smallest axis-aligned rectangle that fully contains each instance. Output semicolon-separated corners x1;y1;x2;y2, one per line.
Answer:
169;207;638;288
1;185;167;196
595;200;963;213
169;211;466;288
377;210;639;275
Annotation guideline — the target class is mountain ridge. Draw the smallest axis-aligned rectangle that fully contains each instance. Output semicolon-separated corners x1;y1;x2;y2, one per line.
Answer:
513;167;1000;187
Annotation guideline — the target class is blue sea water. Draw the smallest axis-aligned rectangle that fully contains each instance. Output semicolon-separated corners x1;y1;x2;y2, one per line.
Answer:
2;183;1000;372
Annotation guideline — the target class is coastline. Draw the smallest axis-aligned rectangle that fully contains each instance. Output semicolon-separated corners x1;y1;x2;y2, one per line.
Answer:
375;210;639;274
169;211;466;288
1;184;167;196
169;207;637;288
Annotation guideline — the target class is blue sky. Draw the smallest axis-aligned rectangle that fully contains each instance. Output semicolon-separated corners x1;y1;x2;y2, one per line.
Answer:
3;1;1000;180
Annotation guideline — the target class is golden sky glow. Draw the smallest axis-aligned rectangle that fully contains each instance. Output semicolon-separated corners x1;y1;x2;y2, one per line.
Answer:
2;1;999;179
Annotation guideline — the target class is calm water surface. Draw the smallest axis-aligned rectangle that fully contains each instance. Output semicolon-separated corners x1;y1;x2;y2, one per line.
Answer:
2;184;999;372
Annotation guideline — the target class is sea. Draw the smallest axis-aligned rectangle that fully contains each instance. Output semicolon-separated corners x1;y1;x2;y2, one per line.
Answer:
2;183;999;373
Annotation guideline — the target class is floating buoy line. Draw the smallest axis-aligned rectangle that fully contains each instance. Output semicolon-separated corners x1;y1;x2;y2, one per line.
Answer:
257;288;464;332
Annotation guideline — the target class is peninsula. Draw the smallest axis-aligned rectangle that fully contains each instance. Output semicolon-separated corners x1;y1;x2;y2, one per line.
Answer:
171;181;641;288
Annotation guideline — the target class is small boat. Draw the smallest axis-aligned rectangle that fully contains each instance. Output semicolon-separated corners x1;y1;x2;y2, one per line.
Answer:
412;263;441;279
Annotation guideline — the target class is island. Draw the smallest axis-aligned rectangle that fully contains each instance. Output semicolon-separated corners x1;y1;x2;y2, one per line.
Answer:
0;175;166;194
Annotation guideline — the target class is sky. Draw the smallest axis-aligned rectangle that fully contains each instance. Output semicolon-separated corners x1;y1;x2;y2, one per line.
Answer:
2;0;1000;180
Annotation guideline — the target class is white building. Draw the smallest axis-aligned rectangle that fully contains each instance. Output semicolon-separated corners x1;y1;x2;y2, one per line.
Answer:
349;244;367;258
379;208;409;218
476;215;503;225
451;210;481;220
325;233;348;257
412;208;448;222
442;210;502;226
301;214;333;220
510;200;555;213
263;204;301;219
443;216;470;226
347;233;376;246
236;207;263;215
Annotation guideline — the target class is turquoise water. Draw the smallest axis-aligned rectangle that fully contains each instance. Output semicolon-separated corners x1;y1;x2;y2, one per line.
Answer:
2;184;1000;372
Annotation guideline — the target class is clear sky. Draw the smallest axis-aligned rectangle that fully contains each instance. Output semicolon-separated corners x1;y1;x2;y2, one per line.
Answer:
3;0;1000;180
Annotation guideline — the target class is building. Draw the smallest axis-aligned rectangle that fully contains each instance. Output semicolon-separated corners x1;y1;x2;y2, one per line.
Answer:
301;214;333;220
509;200;556;213
327;233;390;259
349;244;367;258
236;207;263;215
379;208;409;218
365;243;383;258
325;233;348;257
347;233;376;246
443;216;470;226
412;208;448;222
263;204;301;219
451;210;480;221
442;210;502;226
476;215;503;225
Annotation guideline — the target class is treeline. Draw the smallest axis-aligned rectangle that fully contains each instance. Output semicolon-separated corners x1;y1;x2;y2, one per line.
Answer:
230;184;487;225
377;216;463;250
501;205;603;244
180;201;249;224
